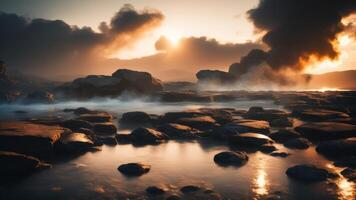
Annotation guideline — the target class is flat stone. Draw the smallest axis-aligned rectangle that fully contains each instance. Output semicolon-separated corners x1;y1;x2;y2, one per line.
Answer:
119;111;152;128
61;119;93;132
157;123;197;139
0;121;67;159
118;162;151;176
54;133;95;153
213;151;248;166
295;122;356;141
293;109;350;121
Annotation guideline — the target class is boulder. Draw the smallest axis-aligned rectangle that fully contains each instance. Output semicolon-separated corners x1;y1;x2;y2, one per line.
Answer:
0;121;66;159
211;124;240;140
243;107;289;123
316;137;356;157
97;136;117;146
119;111;152;128
229;133;273;148
269;130;302;143
130;128;168;144
61;119;93;132
117;162;150;176
231;119;270;134
283;138;311;149
157;123;198;139
180;185;201;193
146;186;167;195
94;122;117;135
77;113;112;123
0;151;51;177
54;133;95;153
213;151;248;166
176;116;217;131
333;156;356;168
295;122;356;141
286;164;336;182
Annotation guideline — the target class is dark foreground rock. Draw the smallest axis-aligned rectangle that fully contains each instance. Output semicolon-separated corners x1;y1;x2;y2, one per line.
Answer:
0;121;67;159
214;151;248;166
130;128;168;145
316;137;356;158
270;152;290;158
0;151;51;177
118;162;151;176
295;122;356;141
180;185;201;193
61;119;93;132
286;164;336;182
93;122;117;135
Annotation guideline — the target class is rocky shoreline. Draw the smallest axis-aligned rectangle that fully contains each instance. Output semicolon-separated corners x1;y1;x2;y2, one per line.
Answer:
0;89;355;199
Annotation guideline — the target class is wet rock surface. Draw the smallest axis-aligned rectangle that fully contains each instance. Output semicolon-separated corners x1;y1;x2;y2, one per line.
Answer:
0;121;67;159
231;119;270;134
283;138;311;149
229;132;274;148
316;137;356;158
157;123;198;139
214;151;249;166
269;129;302;143
129;128;168;145
286;164;336;182
119;111;152;128
118;162;151;176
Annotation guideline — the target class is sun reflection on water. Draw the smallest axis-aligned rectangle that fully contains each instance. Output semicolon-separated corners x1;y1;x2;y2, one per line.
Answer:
252;155;270;198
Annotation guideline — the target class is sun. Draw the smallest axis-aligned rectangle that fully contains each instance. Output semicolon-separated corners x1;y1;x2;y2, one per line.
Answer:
165;34;181;46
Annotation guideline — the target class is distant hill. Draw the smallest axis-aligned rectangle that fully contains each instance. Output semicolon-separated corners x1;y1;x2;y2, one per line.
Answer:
306;70;356;90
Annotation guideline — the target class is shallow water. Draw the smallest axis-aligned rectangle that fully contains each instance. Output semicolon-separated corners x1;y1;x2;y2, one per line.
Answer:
0;99;354;200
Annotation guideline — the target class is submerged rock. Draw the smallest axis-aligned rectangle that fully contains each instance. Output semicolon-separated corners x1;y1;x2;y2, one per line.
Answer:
283;138;311;149
0;151;51;177
213;151;249;166
0;121;66;159
270;152;290;158
130;128;168;144
118;162;151;176
286;164;336;182
295;122;356;141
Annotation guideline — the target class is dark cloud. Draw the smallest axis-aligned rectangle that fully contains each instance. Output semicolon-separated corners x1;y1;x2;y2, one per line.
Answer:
0;4;164;79
225;0;356;86
110;36;261;81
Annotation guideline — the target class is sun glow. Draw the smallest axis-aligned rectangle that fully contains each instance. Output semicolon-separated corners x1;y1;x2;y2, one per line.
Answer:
165;34;181;46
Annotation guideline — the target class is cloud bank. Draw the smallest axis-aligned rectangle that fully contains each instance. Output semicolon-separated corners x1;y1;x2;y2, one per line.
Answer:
0;4;163;79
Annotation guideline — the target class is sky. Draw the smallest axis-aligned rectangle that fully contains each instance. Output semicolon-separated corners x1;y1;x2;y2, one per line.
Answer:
0;0;355;81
